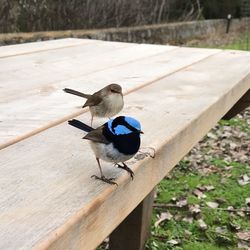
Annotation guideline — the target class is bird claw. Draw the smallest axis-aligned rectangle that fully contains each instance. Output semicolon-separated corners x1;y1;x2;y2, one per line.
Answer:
91;175;118;186
116;163;134;180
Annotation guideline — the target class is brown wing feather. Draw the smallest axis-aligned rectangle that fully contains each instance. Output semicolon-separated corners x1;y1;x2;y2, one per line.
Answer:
83;126;110;144
82;93;103;108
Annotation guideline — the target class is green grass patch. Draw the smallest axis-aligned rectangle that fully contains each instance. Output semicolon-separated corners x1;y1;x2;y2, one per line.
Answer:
219;118;250;134
187;31;250;51
221;33;250;51
147;157;250;249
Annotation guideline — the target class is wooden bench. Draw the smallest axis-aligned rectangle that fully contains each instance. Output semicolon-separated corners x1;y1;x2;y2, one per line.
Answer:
0;38;249;250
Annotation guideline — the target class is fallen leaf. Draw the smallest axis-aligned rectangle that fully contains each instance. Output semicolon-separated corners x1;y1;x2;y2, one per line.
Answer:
204;185;215;191
171;197;177;202
174;214;182;221
193;189;206;199
227;206;234;211
237;241;249;249
198;219;207;230
237;211;246;217
196;185;206;191
229;222;241;231
189;204;202;219
238;174;250;186
245;198;250;207
182;216;193;223
215;226;227;234
152;241;158;247
236;231;250;241
154;212;173;227
207;132;217;139
229;142;238;149
184;230;192;236
165;174;172;180
220;178;227;184
167;239;179;245
222;173;232;178
206;201;219;209
224;166;233;171
176;198;188;207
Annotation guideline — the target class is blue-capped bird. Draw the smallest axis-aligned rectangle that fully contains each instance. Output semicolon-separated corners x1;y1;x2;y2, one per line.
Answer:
68;116;143;185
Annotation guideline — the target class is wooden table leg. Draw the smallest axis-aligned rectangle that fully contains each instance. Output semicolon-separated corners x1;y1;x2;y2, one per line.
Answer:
109;188;155;250
223;89;250;120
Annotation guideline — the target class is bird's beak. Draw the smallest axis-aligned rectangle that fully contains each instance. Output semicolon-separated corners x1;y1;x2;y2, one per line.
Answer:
140;131;144;134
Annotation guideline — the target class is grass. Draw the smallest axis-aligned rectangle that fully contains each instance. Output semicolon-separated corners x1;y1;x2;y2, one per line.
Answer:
146;109;250;250
187;31;250;52
147;157;250;249
221;33;250;51
219;118;250;135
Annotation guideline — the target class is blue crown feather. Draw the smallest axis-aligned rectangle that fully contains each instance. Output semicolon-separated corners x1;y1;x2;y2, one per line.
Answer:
108;118;114;133
114;125;132;135
107;116;141;135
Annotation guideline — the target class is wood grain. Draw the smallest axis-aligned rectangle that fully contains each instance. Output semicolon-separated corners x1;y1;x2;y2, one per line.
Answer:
0;48;249;250
0;39;219;149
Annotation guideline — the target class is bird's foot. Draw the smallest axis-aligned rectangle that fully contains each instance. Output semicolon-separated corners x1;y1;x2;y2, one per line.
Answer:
116;163;134;180
91;175;118;186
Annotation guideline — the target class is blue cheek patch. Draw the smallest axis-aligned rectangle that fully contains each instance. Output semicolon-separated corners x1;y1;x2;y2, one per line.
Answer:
108;119;115;134
124;116;141;131
114;125;132;135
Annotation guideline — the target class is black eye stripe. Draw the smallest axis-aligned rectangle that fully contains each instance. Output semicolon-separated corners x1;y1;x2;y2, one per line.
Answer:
111;116;138;133
123;121;138;132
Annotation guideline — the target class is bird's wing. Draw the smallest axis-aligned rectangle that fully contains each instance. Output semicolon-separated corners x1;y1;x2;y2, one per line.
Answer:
83;126;110;144
82;93;103;108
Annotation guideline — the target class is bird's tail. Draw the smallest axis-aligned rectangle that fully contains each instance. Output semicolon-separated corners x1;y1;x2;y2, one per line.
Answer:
68;119;94;132
63;88;91;99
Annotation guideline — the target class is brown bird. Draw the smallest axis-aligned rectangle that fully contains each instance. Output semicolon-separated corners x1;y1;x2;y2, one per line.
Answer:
63;84;124;126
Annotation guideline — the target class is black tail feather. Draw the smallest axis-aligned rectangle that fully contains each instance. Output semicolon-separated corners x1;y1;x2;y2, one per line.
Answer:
68;119;94;132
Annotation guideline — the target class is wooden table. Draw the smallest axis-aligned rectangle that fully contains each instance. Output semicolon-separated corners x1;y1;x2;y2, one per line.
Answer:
0;38;249;250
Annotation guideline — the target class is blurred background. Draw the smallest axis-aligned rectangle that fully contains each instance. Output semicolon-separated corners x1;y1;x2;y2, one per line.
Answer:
0;0;249;50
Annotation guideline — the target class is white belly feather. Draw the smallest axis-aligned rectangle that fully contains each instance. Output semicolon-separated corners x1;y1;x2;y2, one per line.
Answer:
90;141;134;163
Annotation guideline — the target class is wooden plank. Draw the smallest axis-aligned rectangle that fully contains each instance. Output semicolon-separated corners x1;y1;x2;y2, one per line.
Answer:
0;45;219;149
0;39;135;74
109;188;155;250
0;38;98;58
0;41;173;104
0;50;249;250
